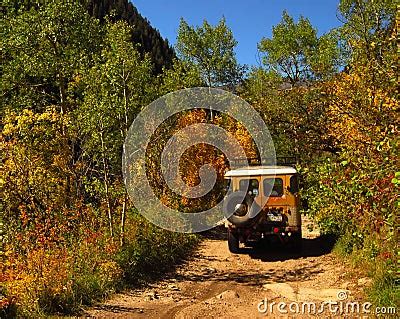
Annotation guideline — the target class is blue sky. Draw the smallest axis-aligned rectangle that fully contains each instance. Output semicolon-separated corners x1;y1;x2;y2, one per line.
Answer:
132;0;342;67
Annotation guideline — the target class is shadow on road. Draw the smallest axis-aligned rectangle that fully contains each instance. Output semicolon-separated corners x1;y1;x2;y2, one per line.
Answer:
171;233;337;287
199;226;336;262
246;234;336;262
91;304;144;314
198;225;228;241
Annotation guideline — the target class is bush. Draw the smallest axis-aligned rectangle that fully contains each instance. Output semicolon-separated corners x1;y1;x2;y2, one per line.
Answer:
2;237;122;316
116;214;198;284
2;212;198;317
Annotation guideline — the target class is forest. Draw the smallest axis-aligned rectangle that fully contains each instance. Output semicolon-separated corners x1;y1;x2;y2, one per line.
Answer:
1;0;398;316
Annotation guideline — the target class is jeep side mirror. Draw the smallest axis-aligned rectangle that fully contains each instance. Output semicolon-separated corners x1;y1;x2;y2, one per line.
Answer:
289;175;299;194
287;185;298;194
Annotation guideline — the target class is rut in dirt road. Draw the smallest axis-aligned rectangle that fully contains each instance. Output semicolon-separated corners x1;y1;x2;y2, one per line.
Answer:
86;223;366;318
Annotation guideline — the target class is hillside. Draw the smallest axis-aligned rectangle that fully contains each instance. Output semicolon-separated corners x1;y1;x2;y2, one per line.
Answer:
3;0;175;74
84;0;175;73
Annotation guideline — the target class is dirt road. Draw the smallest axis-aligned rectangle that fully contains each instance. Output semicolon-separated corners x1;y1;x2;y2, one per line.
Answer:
86;220;366;318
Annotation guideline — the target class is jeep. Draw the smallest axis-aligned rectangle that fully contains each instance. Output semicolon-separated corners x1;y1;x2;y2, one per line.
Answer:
223;164;301;253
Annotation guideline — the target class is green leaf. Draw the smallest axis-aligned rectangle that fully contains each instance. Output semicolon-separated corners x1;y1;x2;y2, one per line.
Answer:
176;17;245;87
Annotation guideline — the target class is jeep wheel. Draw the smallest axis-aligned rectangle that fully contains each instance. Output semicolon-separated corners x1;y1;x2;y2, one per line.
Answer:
228;229;240;253
223;191;259;227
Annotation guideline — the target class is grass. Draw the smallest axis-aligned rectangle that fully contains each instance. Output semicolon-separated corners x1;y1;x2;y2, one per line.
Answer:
333;232;399;309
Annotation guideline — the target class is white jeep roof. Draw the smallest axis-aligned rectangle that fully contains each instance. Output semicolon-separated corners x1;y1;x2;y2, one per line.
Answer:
224;166;297;177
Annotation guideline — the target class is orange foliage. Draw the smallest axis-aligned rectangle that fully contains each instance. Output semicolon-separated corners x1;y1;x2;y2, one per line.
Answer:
150;109;258;213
